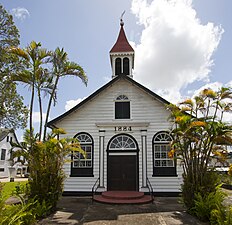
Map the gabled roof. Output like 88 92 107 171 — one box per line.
0 128 18 143
0 128 12 141
47 74 170 128
110 21 134 53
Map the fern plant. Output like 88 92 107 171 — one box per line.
191 187 226 222
0 197 36 225
33 199 52 218
211 206 232 225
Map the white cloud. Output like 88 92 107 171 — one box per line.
131 0 223 102
226 80 232 88
65 97 86 111
32 112 46 123
191 81 223 97
11 7 30 21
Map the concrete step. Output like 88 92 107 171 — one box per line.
93 191 153 204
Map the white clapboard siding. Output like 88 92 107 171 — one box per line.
54 78 183 193
0 132 19 178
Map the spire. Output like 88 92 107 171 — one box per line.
110 14 135 79
110 16 134 53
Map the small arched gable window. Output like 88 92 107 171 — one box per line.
71 132 94 177
116 95 129 101
115 58 121 75
123 57 129 75
115 95 130 119
152 131 176 177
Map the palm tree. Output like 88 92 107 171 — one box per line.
168 87 232 209
43 47 88 140
9 41 51 142
35 68 54 140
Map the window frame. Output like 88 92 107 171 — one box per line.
0 149 6 160
152 131 177 177
109 134 137 151
115 58 122 75
115 95 131 119
70 132 94 177
123 57 130 75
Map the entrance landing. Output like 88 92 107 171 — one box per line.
93 191 153 204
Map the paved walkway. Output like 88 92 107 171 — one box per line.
39 197 209 225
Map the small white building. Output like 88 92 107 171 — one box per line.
48 20 183 195
0 128 27 178
0 129 17 177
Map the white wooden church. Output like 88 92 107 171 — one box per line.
48 19 183 201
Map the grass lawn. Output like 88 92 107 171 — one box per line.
1 181 28 199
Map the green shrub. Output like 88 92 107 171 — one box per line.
0 197 36 225
211 206 232 225
8 128 85 220
32 199 52 219
182 171 220 209
25 129 85 209
0 195 53 224
190 186 226 222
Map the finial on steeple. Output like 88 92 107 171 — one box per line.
120 10 125 26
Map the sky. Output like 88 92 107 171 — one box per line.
1 0 232 138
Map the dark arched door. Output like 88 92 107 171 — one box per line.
107 134 139 191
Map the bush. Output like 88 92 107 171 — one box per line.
0 197 37 225
6 129 85 222
0 194 52 224
182 171 220 209
25 129 84 210
32 199 52 219
190 186 226 222
211 206 232 225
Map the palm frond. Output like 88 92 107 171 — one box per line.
8 47 30 61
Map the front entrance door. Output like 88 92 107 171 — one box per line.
108 155 138 191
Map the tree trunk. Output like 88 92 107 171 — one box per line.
38 87 43 141
29 82 35 145
43 75 59 141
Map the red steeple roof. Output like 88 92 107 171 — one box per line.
110 20 134 53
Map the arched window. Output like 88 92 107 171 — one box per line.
109 134 137 150
116 95 129 101
152 132 176 176
71 132 94 177
123 57 129 75
115 95 130 119
115 58 121 75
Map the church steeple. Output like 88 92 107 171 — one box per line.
110 17 134 79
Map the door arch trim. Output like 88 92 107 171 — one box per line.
107 133 139 191
107 133 139 152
